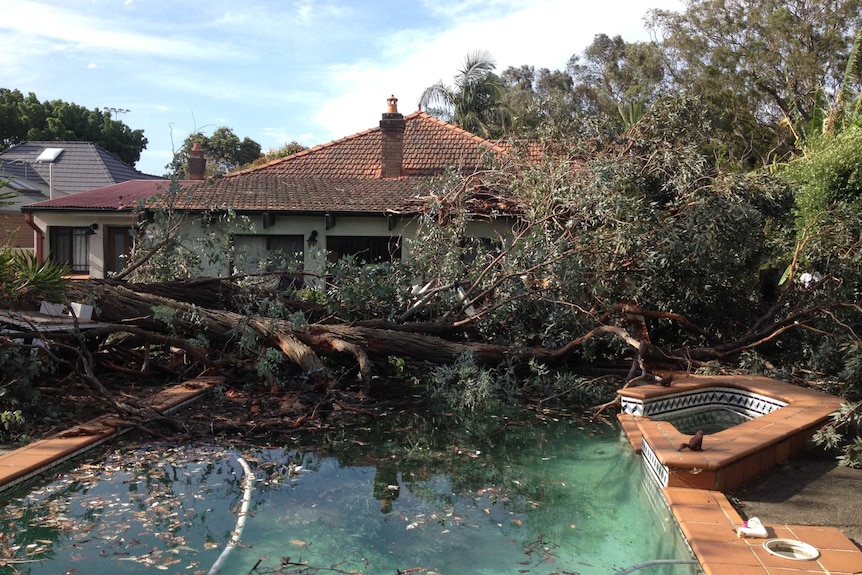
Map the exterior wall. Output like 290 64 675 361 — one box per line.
28 210 514 280
0 212 35 250
2 188 47 251
30 212 135 278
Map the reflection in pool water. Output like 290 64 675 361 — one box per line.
0 413 698 575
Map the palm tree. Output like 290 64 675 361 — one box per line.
420 50 511 139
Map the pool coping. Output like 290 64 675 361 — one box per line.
663 487 862 575
0 376 220 494
617 374 845 492
618 373 862 575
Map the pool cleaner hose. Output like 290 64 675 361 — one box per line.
208 456 255 575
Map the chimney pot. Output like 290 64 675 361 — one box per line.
386 95 398 114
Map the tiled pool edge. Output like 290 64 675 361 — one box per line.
618 374 845 492
0 376 220 495
619 373 862 575
663 487 862 575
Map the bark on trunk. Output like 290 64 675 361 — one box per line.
62 279 687 388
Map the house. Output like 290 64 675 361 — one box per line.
21 178 198 276
0 141 159 252
22 97 517 280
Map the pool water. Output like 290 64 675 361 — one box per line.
654 407 751 435
0 412 698 575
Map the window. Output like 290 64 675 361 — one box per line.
106 226 134 274
231 234 305 288
326 236 401 264
49 226 91 274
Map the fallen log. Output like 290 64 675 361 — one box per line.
61 279 693 393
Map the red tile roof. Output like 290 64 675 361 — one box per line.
24 180 195 211
24 110 512 215
168 111 509 214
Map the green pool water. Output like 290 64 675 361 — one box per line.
653 407 752 435
0 412 698 575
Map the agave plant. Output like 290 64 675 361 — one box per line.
0 249 69 308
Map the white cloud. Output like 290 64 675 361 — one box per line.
1 1 235 60
310 0 683 142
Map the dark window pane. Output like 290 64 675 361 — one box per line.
49 227 90 273
326 236 401 263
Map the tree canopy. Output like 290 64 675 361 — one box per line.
420 51 512 138
165 126 262 178
0 88 148 166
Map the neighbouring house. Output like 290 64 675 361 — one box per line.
22 97 519 280
0 141 159 252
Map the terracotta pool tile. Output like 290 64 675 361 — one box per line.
790 431 817 453
774 439 792 463
785 525 861 552
760 526 797 541
721 460 745 485
817 549 862 573
751 543 818 570
692 538 762 565
663 487 722 506
738 454 762 483
702 562 768 575
764 568 822 575
680 520 743 544
666 465 716 490
672 503 739 526
759 445 777 473
635 376 853 575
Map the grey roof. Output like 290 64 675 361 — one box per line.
0 141 160 199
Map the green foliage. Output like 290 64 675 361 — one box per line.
247 141 308 168
0 88 147 166
165 126 262 178
427 352 510 413
782 126 862 229
813 401 862 467
124 180 254 282
0 249 68 308
567 34 667 128
256 347 285 378
326 257 414 322
648 0 862 167
0 338 54 444
499 65 578 135
421 51 511 139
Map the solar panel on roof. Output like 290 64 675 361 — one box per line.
35 148 64 163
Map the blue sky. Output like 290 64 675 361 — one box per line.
1 0 683 176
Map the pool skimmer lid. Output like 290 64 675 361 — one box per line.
762 538 820 560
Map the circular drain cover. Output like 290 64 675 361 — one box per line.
762 539 820 560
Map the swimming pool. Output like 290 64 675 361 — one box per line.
0 413 699 575
652 407 752 435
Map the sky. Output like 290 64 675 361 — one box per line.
1 0 684 177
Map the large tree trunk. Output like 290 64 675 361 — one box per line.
65 280 658 391
69 280 335 388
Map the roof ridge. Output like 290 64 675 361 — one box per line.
90 142 116 182
229 111 504 178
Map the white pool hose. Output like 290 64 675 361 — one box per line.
208 456 255 575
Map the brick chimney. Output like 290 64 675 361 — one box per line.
379 95 405 179
188 142 206 180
